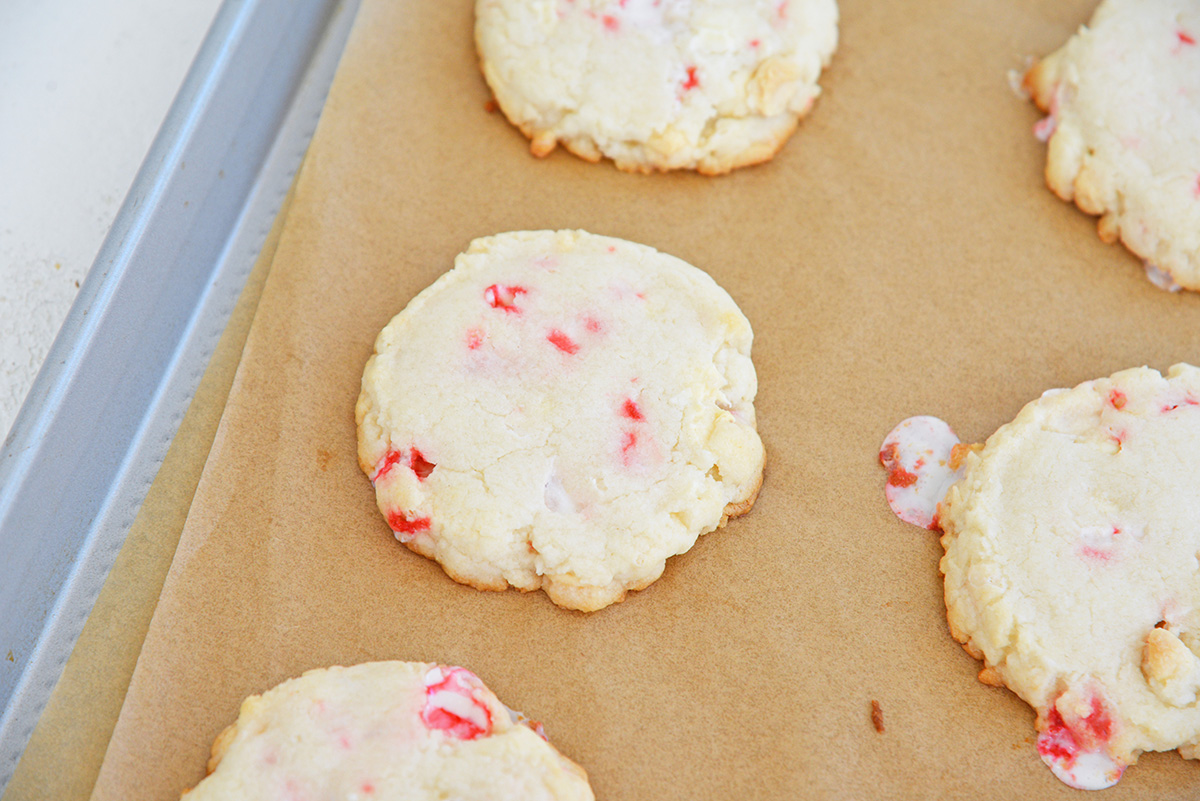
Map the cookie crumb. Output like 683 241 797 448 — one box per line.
870 700 884 733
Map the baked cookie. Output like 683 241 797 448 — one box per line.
183 662 593 800
475 0 838 174
356 230 764 612
928 364 1200 789
1025 0 1200 291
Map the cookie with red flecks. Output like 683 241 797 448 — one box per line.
935 364 1200 789
1024 0 1200 290
474 0 838 174
182 662 592 800
356 230 764 612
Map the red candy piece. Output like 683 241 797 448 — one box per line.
1108 389 1127 410
622 399 644 421
375 448 436 482
620 430 639 463
387 510 431 538
547 329 580 354
1078 525 1122 562
1179 29 1196 46
1083 703 1113 744
466 328 484 350
682 66 700 91
1039 691 1115 758
373 450 404 482
484 284 526 312
421 667 493 741
410 449 435 480
1037 707 1079 763
879 443 918 488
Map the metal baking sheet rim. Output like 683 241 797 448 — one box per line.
0 0 361 791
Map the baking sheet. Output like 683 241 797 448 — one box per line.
0 1 358 796
2 187 292 801
92 0 1200 798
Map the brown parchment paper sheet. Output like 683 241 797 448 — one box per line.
88 0 1200 798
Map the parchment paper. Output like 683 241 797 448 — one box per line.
92 0 1200 798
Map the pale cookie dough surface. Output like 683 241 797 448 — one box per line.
940 364 1200 781
183 662 593 800
1025 0 1200 290
475 0 838 174
356 230 764 612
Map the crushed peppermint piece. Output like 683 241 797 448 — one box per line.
879 416 965 530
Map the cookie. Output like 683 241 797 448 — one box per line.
1024 0 1200 291
475 0 838 174
183 662 593 800
356 230 764 612
925 364 1200 789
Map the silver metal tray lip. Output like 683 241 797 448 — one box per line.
0 0 360 792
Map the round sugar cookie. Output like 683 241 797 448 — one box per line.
183 662 593 800
474 0 838 174
1025 0 1200 291
939 364 1200 787
356 230 764 612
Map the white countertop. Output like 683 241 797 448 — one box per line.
0 0 224 442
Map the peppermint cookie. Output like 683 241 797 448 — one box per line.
356 230 764 612
929 364 1200 790
183 662 593 800
1025 0 1200 291
475 0 838 174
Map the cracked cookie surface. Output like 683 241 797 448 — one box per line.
1025 0 1200 290
940 364 1200 787
356 230 764 611
475 0 838 174
184 662 593 800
